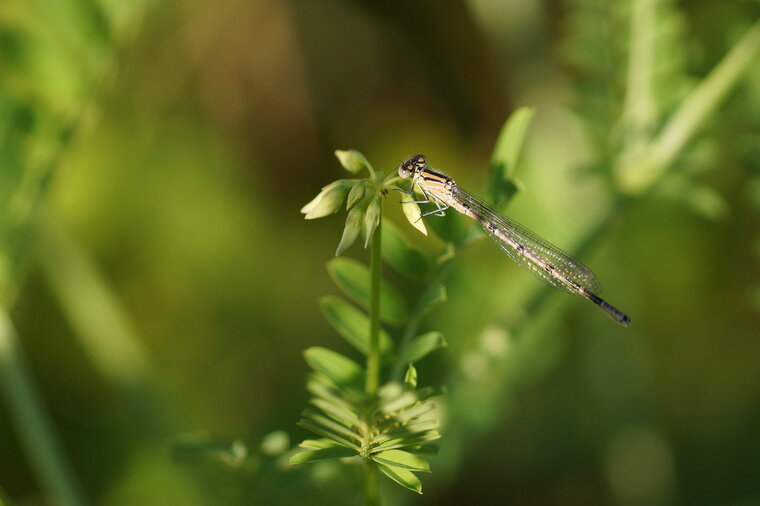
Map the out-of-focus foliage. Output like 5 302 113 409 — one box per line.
0 0 759 505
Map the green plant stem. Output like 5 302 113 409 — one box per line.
0 308 87 506
365 202 382 396
364 205 383 506
621 0 656 139
618 18 760 193
363 461 379 506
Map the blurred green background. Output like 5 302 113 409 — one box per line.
1 0 759 505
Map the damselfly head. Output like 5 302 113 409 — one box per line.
398 154 427 178
398 159 415 179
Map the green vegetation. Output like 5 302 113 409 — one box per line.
1 0 758 505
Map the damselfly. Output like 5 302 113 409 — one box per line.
397 154 630 326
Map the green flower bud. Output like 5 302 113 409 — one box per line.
301 180 350 220
346 183 366 210
363 196 381 247
335 205 363 256
334 149 371 174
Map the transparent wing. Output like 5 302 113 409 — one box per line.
452 186 602 295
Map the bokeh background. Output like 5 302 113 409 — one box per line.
1 0 759 505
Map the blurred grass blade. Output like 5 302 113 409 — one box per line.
326 259 408 325
319 296 393 355
36 219 150 387
371 450 430 472
380 221 429 280
0 309 87 506
400 332 447 364
303 347 364 389
376 463 423 494
289 446 357 466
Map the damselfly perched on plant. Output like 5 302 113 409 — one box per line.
396 154 631 326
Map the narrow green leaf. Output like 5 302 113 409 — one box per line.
311 398 362 429
335 149 372 174
372 450 430 472
302 409 362 442
377 463 423 494
306 375 361 412
383 402 435 428
404 364 417 388
319 296 394 354
400 332 447 364
299 438 341 449
381 221 429 280
372 430 441 452
379 391 419 415
289 446 357 466
303 347 363 389
326 259 408 325
297 419 359 450
401 200 427 236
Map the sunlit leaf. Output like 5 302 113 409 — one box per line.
326 259 408 325
404 363 417 388
289 446 357 466
401 200 427 236
377 463 423 494
489 107 534 205
303 347 363 389
299 438 341 450
400 332 447 364
372 450 430 472
319 296 393 354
